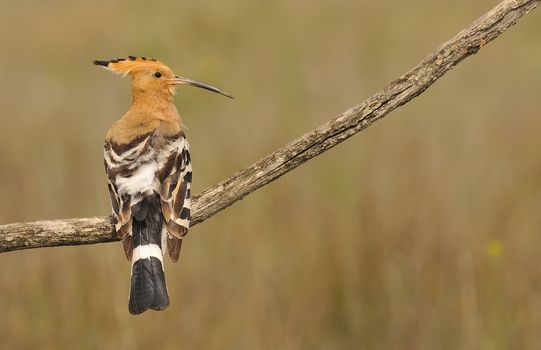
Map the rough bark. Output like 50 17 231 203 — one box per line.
0 0 539 254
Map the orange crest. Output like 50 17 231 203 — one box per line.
93 56 170 77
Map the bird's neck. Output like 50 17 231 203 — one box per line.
130 88 176 113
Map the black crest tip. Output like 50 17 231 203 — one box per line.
93 60 110 67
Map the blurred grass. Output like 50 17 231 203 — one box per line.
0 0 540 349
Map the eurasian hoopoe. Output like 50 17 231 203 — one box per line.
94 56 232 315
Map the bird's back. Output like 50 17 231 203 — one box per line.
104 109 191 314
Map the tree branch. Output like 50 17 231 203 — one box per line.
1 0 539 254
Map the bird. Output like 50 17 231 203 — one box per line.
94 56 233 315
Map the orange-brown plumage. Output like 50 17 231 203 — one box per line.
95 56 232 314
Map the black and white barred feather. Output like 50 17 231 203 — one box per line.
104 129 191 314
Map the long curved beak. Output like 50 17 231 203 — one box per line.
170 76 234 99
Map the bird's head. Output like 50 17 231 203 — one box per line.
93 56 233 99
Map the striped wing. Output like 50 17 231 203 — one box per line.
159 136 192 262
104 130 191 262
104 132 154 260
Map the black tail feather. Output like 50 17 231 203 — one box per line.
149 258 169 310
128 195 169 315
129 257 169 314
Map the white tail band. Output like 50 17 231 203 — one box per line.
131 244 164 272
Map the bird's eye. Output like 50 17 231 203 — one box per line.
154 72 162 78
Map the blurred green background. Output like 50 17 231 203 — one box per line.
0 0 540 349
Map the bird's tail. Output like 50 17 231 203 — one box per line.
129 194 169 315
